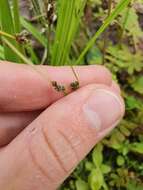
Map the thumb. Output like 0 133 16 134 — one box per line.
0 84 124 190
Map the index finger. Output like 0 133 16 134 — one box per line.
0 61 112 112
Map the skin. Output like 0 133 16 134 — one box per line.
0 61 125 190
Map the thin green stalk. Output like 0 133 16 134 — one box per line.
52 0 87 66
3 37 33 65
25 43 40 65
76 0 131 65
13 0 21 33
71 66 79 82
41 48 48 64
13 0 25 55
0 45 4 59
0 0 25 62
2 37 59 91
46 26 51 64
57 0 75 66
108 0 112 16
0 0 19 62
0 30 16 40
52 1 69 65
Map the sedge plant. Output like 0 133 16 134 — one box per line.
1 1 140 189
0 0 131 93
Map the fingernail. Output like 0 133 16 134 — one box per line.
83 89 124 131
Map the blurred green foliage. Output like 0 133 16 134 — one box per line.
0 0 143 189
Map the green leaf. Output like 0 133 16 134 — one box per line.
119 125 131 137
13 0 21 33
108 135 122 150
126 96 143 110
75 179 89 190
85 161 95 171
52 0 87 66
130 142 143 154
3 37 33 66
0 0 20 62
120 7 143 41
88 168 104 190
92 144 103 167
114 129 126 142
101 164 111 174
127 180 143 190
132 76 143 94
106 45 143 74
117 155 125 166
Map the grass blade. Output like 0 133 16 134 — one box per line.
13 0 21 33
13 0 25 55
2 37 33 65
76 0 131 64
0 45 4 59
0 0 20 62
52 0 87 66
3 37 51 85
0 0 25 62
21 17 48 48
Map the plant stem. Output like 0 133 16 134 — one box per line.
13 0 25 56
70 66 79 82
13 0 21 33
108 0 112 16
3 37 33 65
0 30 16 40
76 0 131 65
3 37 52 82
52 0 87 66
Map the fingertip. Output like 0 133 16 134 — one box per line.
85 65 112 86
111 81 121 95
0 62 112 112
41 65 112 86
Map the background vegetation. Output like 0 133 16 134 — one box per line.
0 0 143 189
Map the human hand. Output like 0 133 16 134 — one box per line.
0 61 124 190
